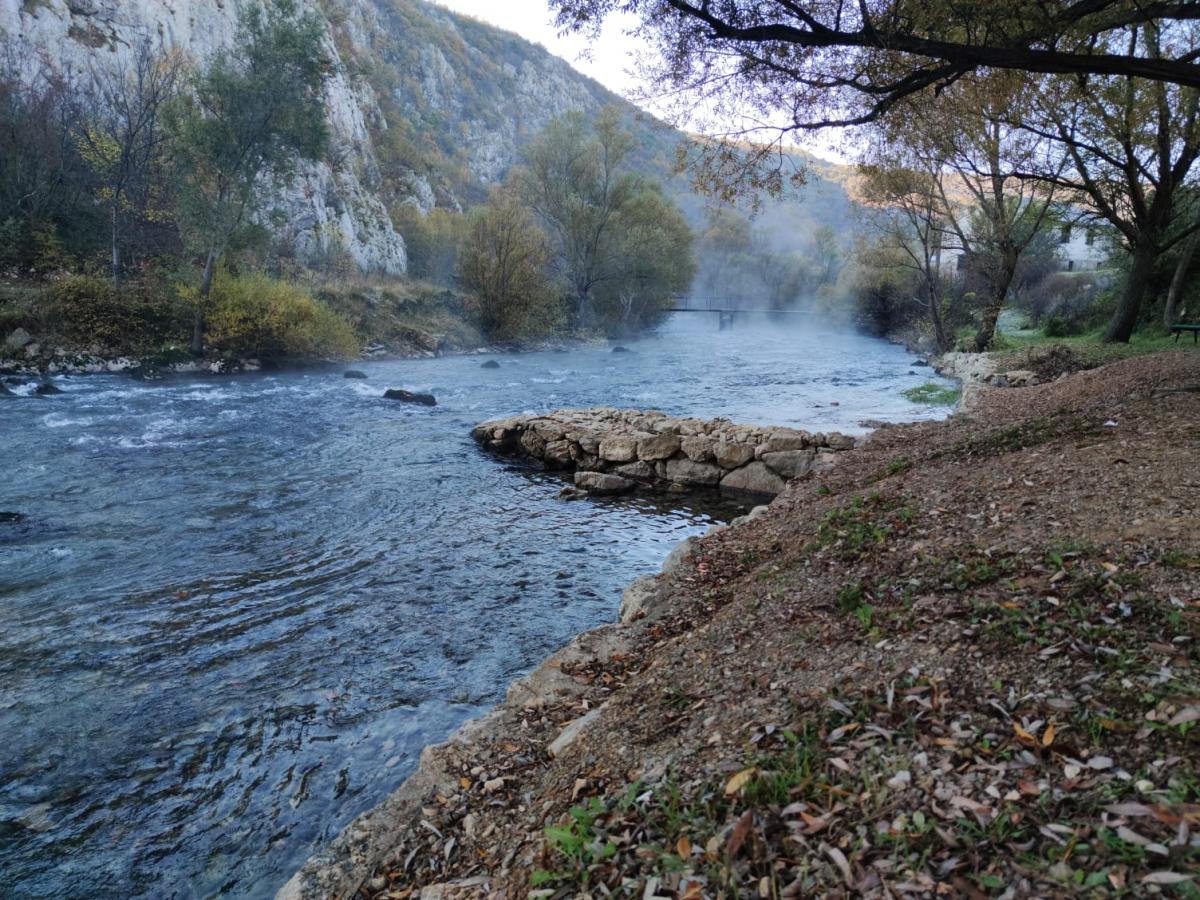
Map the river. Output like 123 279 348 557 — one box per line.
0 315 950 898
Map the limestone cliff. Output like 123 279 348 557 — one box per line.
0 0 671 274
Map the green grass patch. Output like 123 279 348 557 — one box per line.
903 382 961 406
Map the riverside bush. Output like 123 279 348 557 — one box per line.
204 273 359 362
44 275 185 351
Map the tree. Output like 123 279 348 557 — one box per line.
78 41 182 287
880 74 1060 350
0 61 99 270
459 188 560 340
517 109 694 333
551 2 1200 135
1020 26 1200 341
598 182 695 333
859 149 953 351
166 0 330 354
1165 223 1200 326
392 204 468 286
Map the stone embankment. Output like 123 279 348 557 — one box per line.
472 408 857 498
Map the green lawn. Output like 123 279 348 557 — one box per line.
989 326 1185 371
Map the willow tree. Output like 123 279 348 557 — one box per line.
459 187 560 340
167 0 329 354
516 109 694 333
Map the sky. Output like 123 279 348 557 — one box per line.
429 1 647 98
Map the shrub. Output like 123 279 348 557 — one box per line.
1042 314 1084 338
44 275 185 351
204 272 359 362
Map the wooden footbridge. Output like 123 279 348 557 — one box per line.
668 297 806 329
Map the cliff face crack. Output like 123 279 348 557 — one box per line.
472 407 857 499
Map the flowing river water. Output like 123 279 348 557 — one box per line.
0 315 951 898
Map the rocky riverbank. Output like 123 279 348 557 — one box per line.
472 408 858 498
281 348 1200 899
0 323 595 380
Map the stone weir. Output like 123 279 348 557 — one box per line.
471 407 857 498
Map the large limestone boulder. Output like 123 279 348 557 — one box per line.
615 460 655 481
543 440 574 468
762 431 809 453
680 437 715 462
619 575 661 622
713 440 755 469
598 435 640 462
519 429 546 457
574 471 636 495
721 462 786 497
826 433 857 451
664 457 723 486
637 434 680 460
761 449 816 479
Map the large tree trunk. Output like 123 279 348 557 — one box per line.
1164 229 1200 327
192 249 216 356
1104 239 1156 343
926 276 949 352
974 248 1018 352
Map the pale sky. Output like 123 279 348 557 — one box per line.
430 1 647 98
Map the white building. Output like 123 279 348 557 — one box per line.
937 220 1113 276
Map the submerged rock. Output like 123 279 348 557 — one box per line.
344 370 368 379
611 346 630 353
34 382 63 396
0 384 14 397
481 360 501 369
0 511 24 522
384 389 437 407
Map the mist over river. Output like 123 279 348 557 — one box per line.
0 315 951 898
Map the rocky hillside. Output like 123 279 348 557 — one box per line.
0 0 676 274
2 0 857 281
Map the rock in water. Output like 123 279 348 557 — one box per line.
384 389 437 407
611 346 630 354
344 370 368 379
574 471 636 496
34 382 63 396
0 384 14 398
0 511 24 522
481 360 501 369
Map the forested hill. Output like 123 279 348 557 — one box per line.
2 0 855 276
